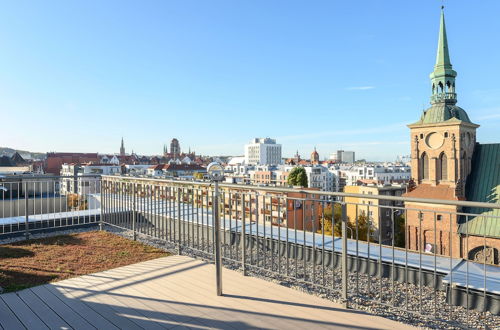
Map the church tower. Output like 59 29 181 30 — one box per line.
404 8 480 258
310 147 319 164
120 137 125 156
407 7 479 199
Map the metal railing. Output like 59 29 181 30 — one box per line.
99 175 499 328
1 174 499 327
0 175 101 238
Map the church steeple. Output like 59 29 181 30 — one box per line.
120 137 125 156
430 7 457 105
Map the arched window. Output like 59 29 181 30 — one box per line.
438 152 448 181
438 81 444 93
420 152 429 181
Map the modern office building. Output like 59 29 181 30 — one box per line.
244 138 282 165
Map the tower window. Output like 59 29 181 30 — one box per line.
420 133 424 139
438 152 448 181
420 152 429 181
437 215 442 221
444 132 449 138
438 81 444 93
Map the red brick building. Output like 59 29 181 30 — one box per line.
404 10 499 265
45 152 99 175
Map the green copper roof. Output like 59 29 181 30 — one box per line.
435 8 452 71
413 104 472 125
459 144 500 238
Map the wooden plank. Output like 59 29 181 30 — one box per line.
142 264 294 330
15 289 71 330
44 284 120 330
53 282 144 330
0 296 26 330
66 273 206 326
112 258 270 329
95 257 319 329
74 275 198 329
0 292 48 329
71 275 168 330
28 286 93 330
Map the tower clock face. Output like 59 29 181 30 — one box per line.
425 132 444 149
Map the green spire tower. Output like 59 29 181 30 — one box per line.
412 7 474 125
430 7 457 105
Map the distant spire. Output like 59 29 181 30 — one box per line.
120 137 125 156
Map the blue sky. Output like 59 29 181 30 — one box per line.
1 1 499 160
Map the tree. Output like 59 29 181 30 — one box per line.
394 214 406 248
193 172 204 180
351 212 372 242
319 203 345 236
287 167 308 187
319 205 372 241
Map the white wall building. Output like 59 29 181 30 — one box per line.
225 156 254 183
60 163 121 195
124 164 151 176
304 165 333 192
337 150 355 163
244 138 282 165
331 163 411 188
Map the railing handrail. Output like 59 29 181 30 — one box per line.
101 175 500 210
1 174 102 181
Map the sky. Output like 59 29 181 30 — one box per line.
1 1 499 161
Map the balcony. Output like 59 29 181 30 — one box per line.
1 175 499 328
431 92 457 103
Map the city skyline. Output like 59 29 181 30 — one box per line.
1 1 499 160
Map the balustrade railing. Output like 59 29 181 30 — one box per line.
1 174 499 328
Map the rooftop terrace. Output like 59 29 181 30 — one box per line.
1 255 412 329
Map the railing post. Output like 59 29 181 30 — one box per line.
132 183 137 241
241 193 247 276
24 183 29 240
341 202 349 308
99 177 104 231
177 187 182 255
73 173 78 194
214 180 223 296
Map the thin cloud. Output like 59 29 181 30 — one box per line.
345 86 375 91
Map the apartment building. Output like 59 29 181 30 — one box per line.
60 163 121 195
331 164 411 188
244 138 282 165
344 184 406 243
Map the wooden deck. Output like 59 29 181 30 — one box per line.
0 255 414 329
